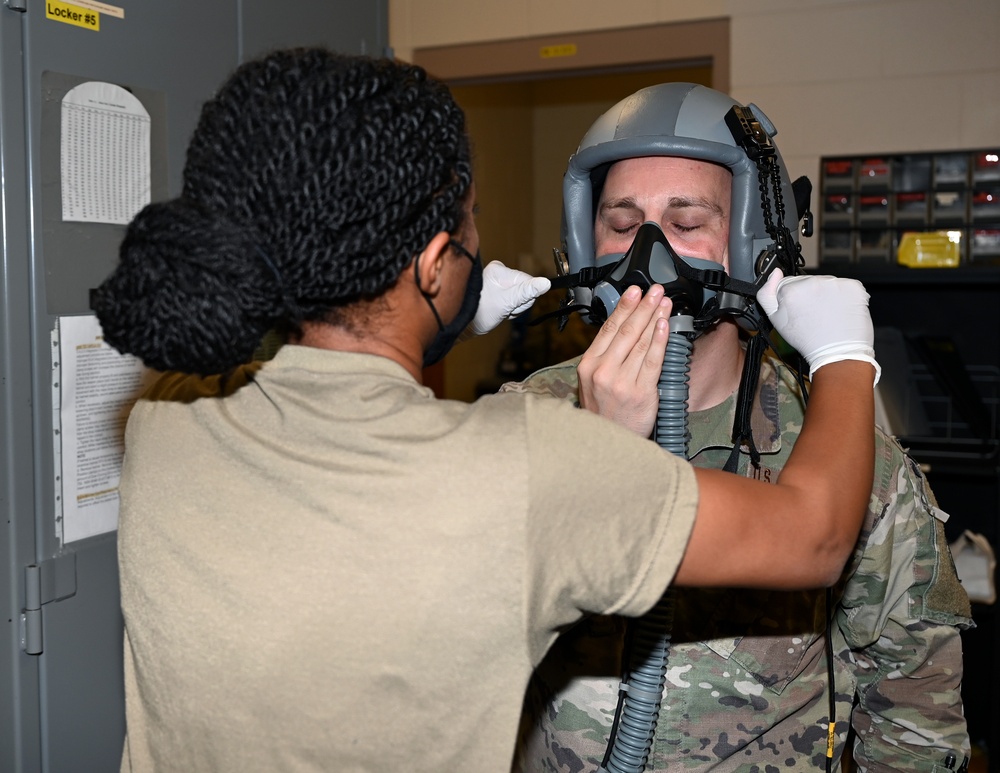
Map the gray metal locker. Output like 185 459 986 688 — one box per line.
0 2 388 771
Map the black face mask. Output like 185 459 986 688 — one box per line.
420 240 483 368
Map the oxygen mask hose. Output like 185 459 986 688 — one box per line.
600 316 694 773
656 320 694 455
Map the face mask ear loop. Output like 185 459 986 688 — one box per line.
447 238 476 264
414 254 445 332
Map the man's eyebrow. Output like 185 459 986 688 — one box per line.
598 195 725 218
667 195 725 217
598 196 641 213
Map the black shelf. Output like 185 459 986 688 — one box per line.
897 437 1000 477
812 265 1000 286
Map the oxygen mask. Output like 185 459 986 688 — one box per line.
589 221 725 325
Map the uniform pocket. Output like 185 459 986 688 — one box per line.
683 587 828 695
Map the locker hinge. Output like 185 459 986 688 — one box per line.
4 1 27 13
21 553 77 656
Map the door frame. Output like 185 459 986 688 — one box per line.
412 18 728 92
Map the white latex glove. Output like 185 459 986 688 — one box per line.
757 269 881 385
469 260 551 336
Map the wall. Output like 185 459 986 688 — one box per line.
391 0 1000 268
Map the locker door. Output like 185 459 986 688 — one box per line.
0 3 387 771
5 7 239 772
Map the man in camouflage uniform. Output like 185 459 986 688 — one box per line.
506 83 972 772
506 353 971 772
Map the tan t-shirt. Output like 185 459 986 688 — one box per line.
118 345 698 772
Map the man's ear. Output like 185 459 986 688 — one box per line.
412 231 452 298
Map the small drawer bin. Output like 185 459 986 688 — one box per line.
932 190 966 224
971 228 1000 262
823 193 854 224
971 187 1000 221
972 151 1000 183
856 228 893 263
894 155 932 192
821 229 853 263
894 191 929 225
858 158 891 190
822 159 855 191
858 194 890 224
934 153 969 188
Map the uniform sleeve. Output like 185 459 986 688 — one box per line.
849 620 968 772
498 358 582 404
838 432 973 770
519 395 698 665
141 362 263 402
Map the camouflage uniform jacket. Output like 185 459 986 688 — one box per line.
503 353 973 773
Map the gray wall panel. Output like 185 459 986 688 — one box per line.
240 0 388 61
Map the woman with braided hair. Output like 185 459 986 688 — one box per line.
95 48 880 772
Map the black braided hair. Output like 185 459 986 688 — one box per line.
92 48 472 375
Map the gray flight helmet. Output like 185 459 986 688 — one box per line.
561 82 800 312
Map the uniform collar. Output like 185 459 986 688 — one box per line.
687 354 783 457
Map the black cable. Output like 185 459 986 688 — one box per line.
825 587 837 773
795 361 839 773
600 624 634 771
526 303 591 327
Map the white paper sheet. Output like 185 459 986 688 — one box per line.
55 315 153 543
60 81 150 225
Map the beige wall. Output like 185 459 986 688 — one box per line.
392 0 1000 271
390 0 727 55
